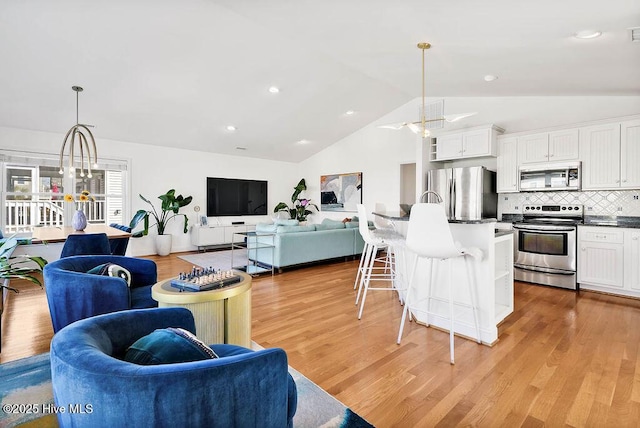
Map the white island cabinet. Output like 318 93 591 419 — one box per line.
375 214 514 345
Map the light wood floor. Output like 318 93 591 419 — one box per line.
3 253 640 427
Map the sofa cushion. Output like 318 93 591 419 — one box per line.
345 221 360 229
256 223 278 233
276 225 316 234
124 327 218 365
316 218 346 231
87 263 131 287
274 219 299 226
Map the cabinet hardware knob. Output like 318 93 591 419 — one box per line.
550 154 554 157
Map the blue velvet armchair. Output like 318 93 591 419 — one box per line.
50 307 297 428
43 255 158 333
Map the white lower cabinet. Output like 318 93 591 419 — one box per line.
625 230 640 292
191 224 256 250
578 226 640 297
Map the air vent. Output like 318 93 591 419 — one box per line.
631 27 640 42
419 99 444 130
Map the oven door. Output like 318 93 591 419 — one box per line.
513 224 576 272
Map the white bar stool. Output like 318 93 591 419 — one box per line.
354 204 405 320
396 202 482 365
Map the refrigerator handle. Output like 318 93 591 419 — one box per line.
450 177 456 218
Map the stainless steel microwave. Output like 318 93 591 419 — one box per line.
519 162 581 192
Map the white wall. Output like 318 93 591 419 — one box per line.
0 126 298 256
299 96 640 216
2 95 639 255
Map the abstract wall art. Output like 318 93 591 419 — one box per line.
320 172 362 212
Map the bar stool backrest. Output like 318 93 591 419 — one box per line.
406 203 461 260
356 204 376 245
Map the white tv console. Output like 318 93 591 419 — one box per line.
191 224 256 251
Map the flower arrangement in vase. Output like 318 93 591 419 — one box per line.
64 190 95 231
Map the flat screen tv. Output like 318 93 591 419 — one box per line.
206 177 268 217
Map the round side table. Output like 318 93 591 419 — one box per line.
151 271 252 347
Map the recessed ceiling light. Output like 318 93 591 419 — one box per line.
297 139 310 145
573 30 602 39
345 110 355 115
484 75 498 82
268 86 280 94
225 125 237 132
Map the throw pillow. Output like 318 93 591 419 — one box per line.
315 218 346 231
124 327 218 365
274 219 299 226
87 263 132 287
256 223 278 233
276 225 316 234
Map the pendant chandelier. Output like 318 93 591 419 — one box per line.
58 86 98 178
379 42 476 137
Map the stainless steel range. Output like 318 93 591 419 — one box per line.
513 204 584 290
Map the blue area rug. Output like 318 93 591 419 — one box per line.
0 353 373 428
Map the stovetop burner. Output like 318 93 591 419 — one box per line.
519 204 584 226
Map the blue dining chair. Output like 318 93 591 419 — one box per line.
60 233 111 258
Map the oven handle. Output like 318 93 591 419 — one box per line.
514 264 576 275
513 225 576 232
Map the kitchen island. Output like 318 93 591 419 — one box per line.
374 212 514 345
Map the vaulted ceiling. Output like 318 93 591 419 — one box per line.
0 0 638 162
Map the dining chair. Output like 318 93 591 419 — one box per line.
60 233 112 258
396 202 482 364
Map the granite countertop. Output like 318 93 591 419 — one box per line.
449 218 497 224
372 211 497 224
582 216 640 228
499 214 640 229
494 230 514 238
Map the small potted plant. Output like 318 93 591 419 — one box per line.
274 178 318 222
130 189 193 256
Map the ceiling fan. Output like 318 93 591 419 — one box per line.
379 42 476 138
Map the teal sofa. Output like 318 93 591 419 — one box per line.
253 219 366 270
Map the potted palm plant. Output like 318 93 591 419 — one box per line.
130 189 193 256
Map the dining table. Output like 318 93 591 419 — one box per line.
31 224 131 244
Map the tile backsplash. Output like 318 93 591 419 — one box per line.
498 190 640 217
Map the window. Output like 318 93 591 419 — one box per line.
1 150 129 235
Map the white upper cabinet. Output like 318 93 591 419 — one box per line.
518 129 579 164
434 125 503 161
518 133 549 164
620 119 640 188
496 136 518 193
580 123 622 190
548 129 580 161
435 133 464 159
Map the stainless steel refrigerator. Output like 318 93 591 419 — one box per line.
425 166 497 220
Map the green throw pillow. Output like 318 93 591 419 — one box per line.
124 327 218 365
87 263 131 287
276 225 316 234
274 219 299 226
316 218 346 231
